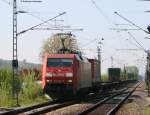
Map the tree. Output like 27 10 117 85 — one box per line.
146 51 150 96
39 32 79 61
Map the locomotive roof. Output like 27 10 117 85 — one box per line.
46 54 90 63
46 54 78 58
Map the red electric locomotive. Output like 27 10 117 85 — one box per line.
42 53 101 98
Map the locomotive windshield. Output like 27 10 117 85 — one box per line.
47 58 73 67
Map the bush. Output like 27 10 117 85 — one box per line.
101 74 109 82
20 72 43 99
0 69 46 107
0 69 15 107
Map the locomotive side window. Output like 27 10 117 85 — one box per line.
47 58 73 67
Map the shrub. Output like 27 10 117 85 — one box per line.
101 74 109 82
21 71 42 99
0 69 14 107
0 68 46 107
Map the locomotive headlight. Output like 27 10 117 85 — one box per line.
66 73 73 77
68 80 72 82
46 73 52 77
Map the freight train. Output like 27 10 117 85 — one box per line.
42 47 140 99
41 32 139 99
42 53 101 98
108 67 139 82
42 53 139 98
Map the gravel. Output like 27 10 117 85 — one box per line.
45 82 142 115
46 103 93 115
116 81 147 115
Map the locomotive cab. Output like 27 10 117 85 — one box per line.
42 54 77 98
42 54 93 99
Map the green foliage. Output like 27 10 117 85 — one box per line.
0 69 14 107
20 72 43 100
19 71 46 106
144 106 150 115
39 33 79 61
0 69 46 108
0 59 41 69
120 71 128 81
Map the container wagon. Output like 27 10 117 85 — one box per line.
88 59 101 87
108 68 121 82
125 66 139 80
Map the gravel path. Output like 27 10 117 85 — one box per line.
116 81 147 115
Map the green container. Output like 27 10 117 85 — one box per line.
108 68 121 82
126 66 139 80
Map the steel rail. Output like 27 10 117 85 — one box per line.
0 99 71 115
107 81 142 115
24 101 77 115
77 88 128 115
78 81 141 115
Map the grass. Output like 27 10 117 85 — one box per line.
0 68 47 108
0 69 15 107
19 72 47 106
101 74 109 82
145 106 150 115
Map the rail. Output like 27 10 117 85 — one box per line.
0 100 77 115
107 81 142 115
78 81 141 115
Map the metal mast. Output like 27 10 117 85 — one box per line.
13 0 18 70
98 38 104 80
97 46 100 61
111 56 114 68
12 0 19 105
97 45 101 80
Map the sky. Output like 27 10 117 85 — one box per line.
0 0 150 74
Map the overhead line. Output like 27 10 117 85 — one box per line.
17 12 66 35
0 0 52 25
81 38 97 48
128 32 146 52
126 38 144 51
114 12 149 34
1 0 11 5
90 0 113 26
90 0 133 52
116 49 144 51
32 28 83 31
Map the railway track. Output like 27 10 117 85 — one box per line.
0 90 128 115
0 81 138 115
0 99 77 115
0 108 13 114
44 84 135 114
78 81 141 115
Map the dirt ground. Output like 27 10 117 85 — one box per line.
116 81 149 115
